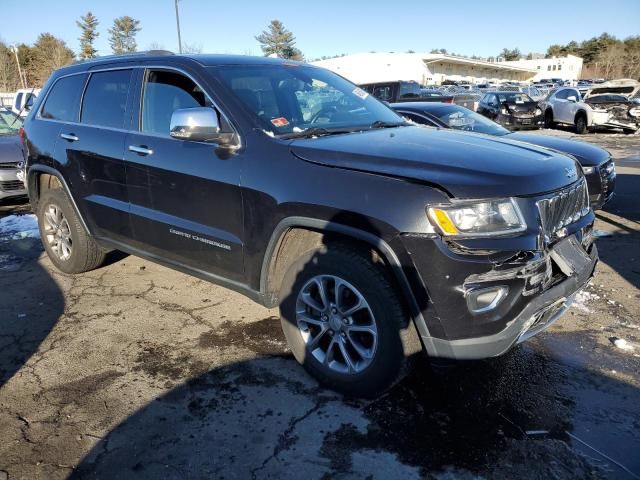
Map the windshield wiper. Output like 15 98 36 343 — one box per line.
369 120 408 129
278 127 352 140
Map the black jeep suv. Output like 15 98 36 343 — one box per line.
23 52 597 397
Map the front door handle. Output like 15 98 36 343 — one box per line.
128 145 154 156
60 133 79 142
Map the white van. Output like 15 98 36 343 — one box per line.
12 88 41 117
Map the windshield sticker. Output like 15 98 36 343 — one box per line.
271 117 290 127
352 87 369 100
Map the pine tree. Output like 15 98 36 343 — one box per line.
255 20 303 60
108 16 141 54
77 12 99 59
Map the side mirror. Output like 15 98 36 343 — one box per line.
170 107 222 143
567 96 577 102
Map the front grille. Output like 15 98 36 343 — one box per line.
0 162 20 170
0 180 25 191
537 178 590 241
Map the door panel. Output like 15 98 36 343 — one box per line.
124 68 244 280
58 126 130 241
58 69 134 241
125 133 244 280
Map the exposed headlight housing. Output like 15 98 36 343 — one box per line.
582 166 595 175
535 108 542 115
501 107 509 115
427 198 526 238
629 107 640 118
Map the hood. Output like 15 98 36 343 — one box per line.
584 79 640 100
507 132 610 167
0 135 23 163
290 126 580 198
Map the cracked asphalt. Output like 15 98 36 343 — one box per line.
0 130 639 480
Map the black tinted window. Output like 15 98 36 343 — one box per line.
41 74 87 122
81 70 132 128
142 70 210 135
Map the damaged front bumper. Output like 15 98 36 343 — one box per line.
590 109 640 132
401 222 597 360
497 112 544 130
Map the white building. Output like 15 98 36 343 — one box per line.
501 54 583 82
311 52 538 85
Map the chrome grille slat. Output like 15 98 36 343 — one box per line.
537 178 590 241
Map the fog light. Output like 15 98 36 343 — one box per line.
466 286 508 314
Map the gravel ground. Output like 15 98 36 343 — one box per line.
0 129 638 480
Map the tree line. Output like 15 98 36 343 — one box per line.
2 18 638 93
1 12 141 91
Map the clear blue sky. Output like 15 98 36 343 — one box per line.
2 0 639 59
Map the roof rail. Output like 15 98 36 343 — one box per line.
73 50 175 64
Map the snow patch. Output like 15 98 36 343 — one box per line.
0 214 39 240
612 338 636 352
571 290 599 313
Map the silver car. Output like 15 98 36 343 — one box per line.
0 107 27 201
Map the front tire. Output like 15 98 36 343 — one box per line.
36 188 107 274
575 114 588 134
279 244 406 397
544 109 555 128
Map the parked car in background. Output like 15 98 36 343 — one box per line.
0 107 27 201
477 91 543 130
420 88 445 98
392 102 616 209
23 52 597 397
541 82 640 134
11 88 41 117
360 80 475 110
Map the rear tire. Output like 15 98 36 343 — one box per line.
575 114 588 134
36 188 107 274
278 244 406 398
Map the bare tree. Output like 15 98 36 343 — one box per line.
0 43 20 91
31 34 75 85
182 43 202 54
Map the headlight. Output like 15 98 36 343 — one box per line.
427 198 526 237
582 166 595 175
629 107 640 118
535 108 542 115
501 107 509 115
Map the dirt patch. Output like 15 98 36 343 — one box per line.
133 342 209 381
198 316 290 356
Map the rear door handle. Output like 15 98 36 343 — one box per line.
128 145 154 156
60 133 79 142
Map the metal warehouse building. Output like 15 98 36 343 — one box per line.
312 53 538 85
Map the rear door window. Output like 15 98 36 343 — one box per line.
40 74 87 122
81 69 133 129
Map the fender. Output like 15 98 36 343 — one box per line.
27 164 91 234
260 216 438 355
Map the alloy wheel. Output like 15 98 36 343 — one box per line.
43 203 73 261
295 274 378 374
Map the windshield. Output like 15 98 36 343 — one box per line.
497 92 533 103
0 109 22 135
211 64 404 136
428 105 509 136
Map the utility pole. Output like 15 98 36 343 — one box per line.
11 45 26 89
174 0 183 54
